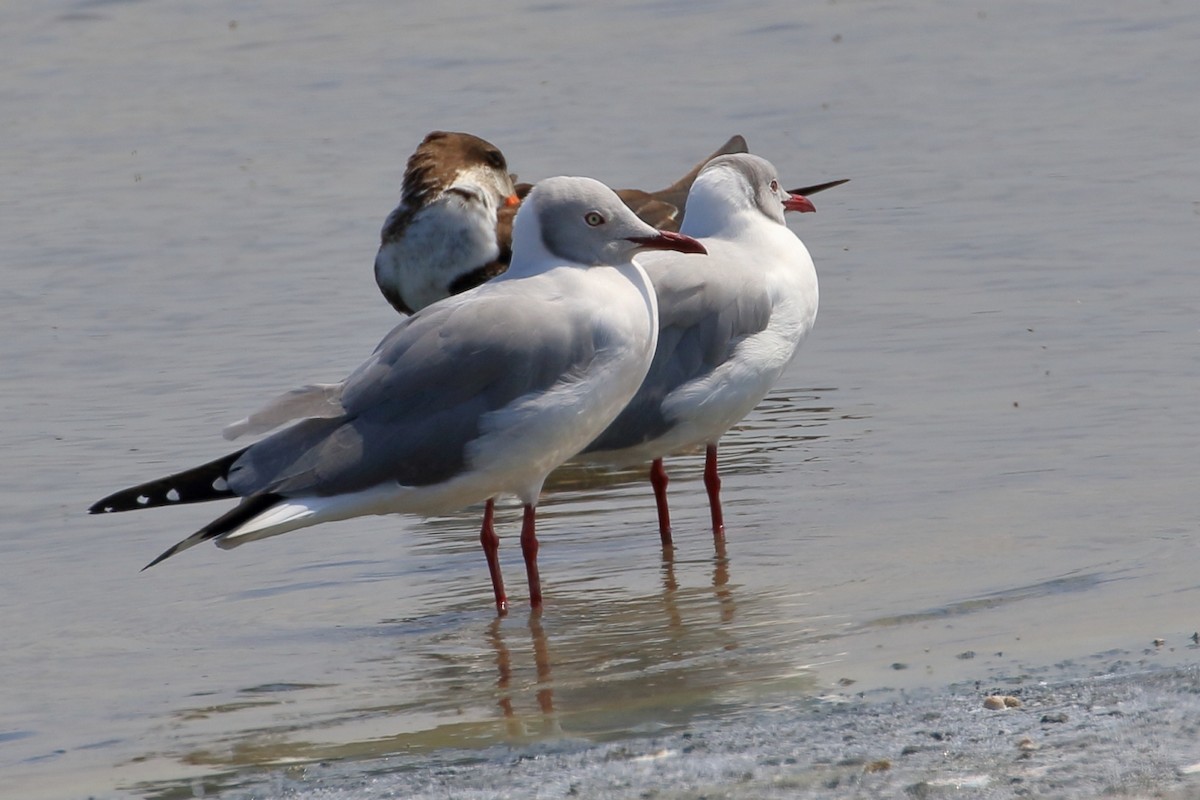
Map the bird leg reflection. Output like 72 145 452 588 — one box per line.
659 548 684 631
659 540 735 629
712 536 735 624
486 613 557 727
487 617 517 724
529 613 554 715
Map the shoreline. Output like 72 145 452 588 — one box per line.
162 646 1200 799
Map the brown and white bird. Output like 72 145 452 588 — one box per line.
374 131 522 314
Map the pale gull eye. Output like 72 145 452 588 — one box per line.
584 211 605 227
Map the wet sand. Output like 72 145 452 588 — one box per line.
145 643 1200 799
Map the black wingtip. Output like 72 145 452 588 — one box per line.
90 486 134 515
137 492 285 571
88 447 249 515
141 545 179 571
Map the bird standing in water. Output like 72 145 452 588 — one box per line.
90 176 707 613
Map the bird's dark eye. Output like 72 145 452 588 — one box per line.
770 179 780 192
485 150 505 170
584 211 605 227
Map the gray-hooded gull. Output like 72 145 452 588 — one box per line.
89 176 707 613
579 153 823 547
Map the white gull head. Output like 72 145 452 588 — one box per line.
504 175 706 279
678 153 816 238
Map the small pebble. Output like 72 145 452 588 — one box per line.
984 695 1021 710
1041 712 1069 724
864 759 891 773
1153 638 1166 648
1017 737 1038 751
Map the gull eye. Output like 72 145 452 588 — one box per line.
485 150 505 169
584 211 605 227
770 179 780 192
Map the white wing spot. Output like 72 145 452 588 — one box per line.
137 495 150 505
213 477 229 492
166 489 180 502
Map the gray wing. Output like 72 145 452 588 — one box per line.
228 294 609 497
584 261 770 453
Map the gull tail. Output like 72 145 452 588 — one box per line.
88 447 250 515
141 493 285 570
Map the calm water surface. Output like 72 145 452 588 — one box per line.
2 1 1198 797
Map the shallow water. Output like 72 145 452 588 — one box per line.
3 1 1199 797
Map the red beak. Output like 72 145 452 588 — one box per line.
627 229 707 255
783 192 816 214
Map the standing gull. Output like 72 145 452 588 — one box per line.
89 177 706 613
579 154 823 547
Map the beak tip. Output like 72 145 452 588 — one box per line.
628 230 707 256
784 194 817 214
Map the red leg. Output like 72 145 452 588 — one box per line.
520 504 543 609
649 457 674 549
704 443 725 543
479 498 508 615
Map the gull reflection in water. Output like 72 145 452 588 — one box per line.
486 539 739 731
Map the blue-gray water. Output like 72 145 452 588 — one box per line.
3 1 1199 797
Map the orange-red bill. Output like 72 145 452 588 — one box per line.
783 193 816 213
627 229 707 255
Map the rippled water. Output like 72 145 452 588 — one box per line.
3 1 1198 797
